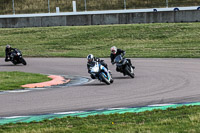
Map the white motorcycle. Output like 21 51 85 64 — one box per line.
89 61 113 85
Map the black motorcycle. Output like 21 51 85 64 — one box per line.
114 55 134 78
9 49 27 65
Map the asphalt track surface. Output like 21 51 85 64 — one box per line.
0 58 200 117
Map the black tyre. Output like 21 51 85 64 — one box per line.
100 73 110 85
20 58 27 65
12 61 17 65
125 65 134 78
110 79 114 84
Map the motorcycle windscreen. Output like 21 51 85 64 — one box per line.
90 61 96 67
114 55 123 63
90 62 99 73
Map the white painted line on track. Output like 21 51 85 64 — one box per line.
28 88 46 90
148 104 175 107
7 90 31 93
107 108 127 110
0 90 31 95
1 116 28 119
54 111 85 115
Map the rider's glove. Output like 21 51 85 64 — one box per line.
96 58 100 62
122 51 126 57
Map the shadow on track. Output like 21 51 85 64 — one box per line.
81 83 108 86
113 76 131 79
0 64 25 67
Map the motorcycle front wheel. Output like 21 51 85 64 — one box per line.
20 57 27 65
100 73 110 85
11 61 17 65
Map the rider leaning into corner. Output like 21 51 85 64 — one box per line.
5 44 15 62
87 54 111 79
110 46 135 72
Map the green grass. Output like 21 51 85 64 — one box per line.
0 105 200 132
0 23 200 58
0 71 51 91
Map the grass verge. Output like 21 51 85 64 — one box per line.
0 105 200 133
0 71 51 91
0 23 200 58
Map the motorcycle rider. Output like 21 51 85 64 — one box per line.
5 44 15 62
87 54 112 80
110 46 135 72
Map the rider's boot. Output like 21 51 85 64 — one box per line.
108 70 113 83
127 59 135 69
123 72 126 76
108 70 112 75
129 62 135 70
5 58 10 62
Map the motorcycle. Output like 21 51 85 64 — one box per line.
114 55 134 78
89 61 113 85
9 49 27 65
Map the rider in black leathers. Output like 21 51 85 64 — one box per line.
5 44 15 62
110 46 135 72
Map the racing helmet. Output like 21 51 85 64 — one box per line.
6 44 11 49
87 54 94 62
111 46 117 54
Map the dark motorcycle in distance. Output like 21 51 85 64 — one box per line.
9 49 27 65
114 55 134 78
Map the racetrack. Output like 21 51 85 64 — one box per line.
0 58 200 117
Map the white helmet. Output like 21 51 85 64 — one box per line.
111 46 117 54
6 44 11 48
87 54 94 62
